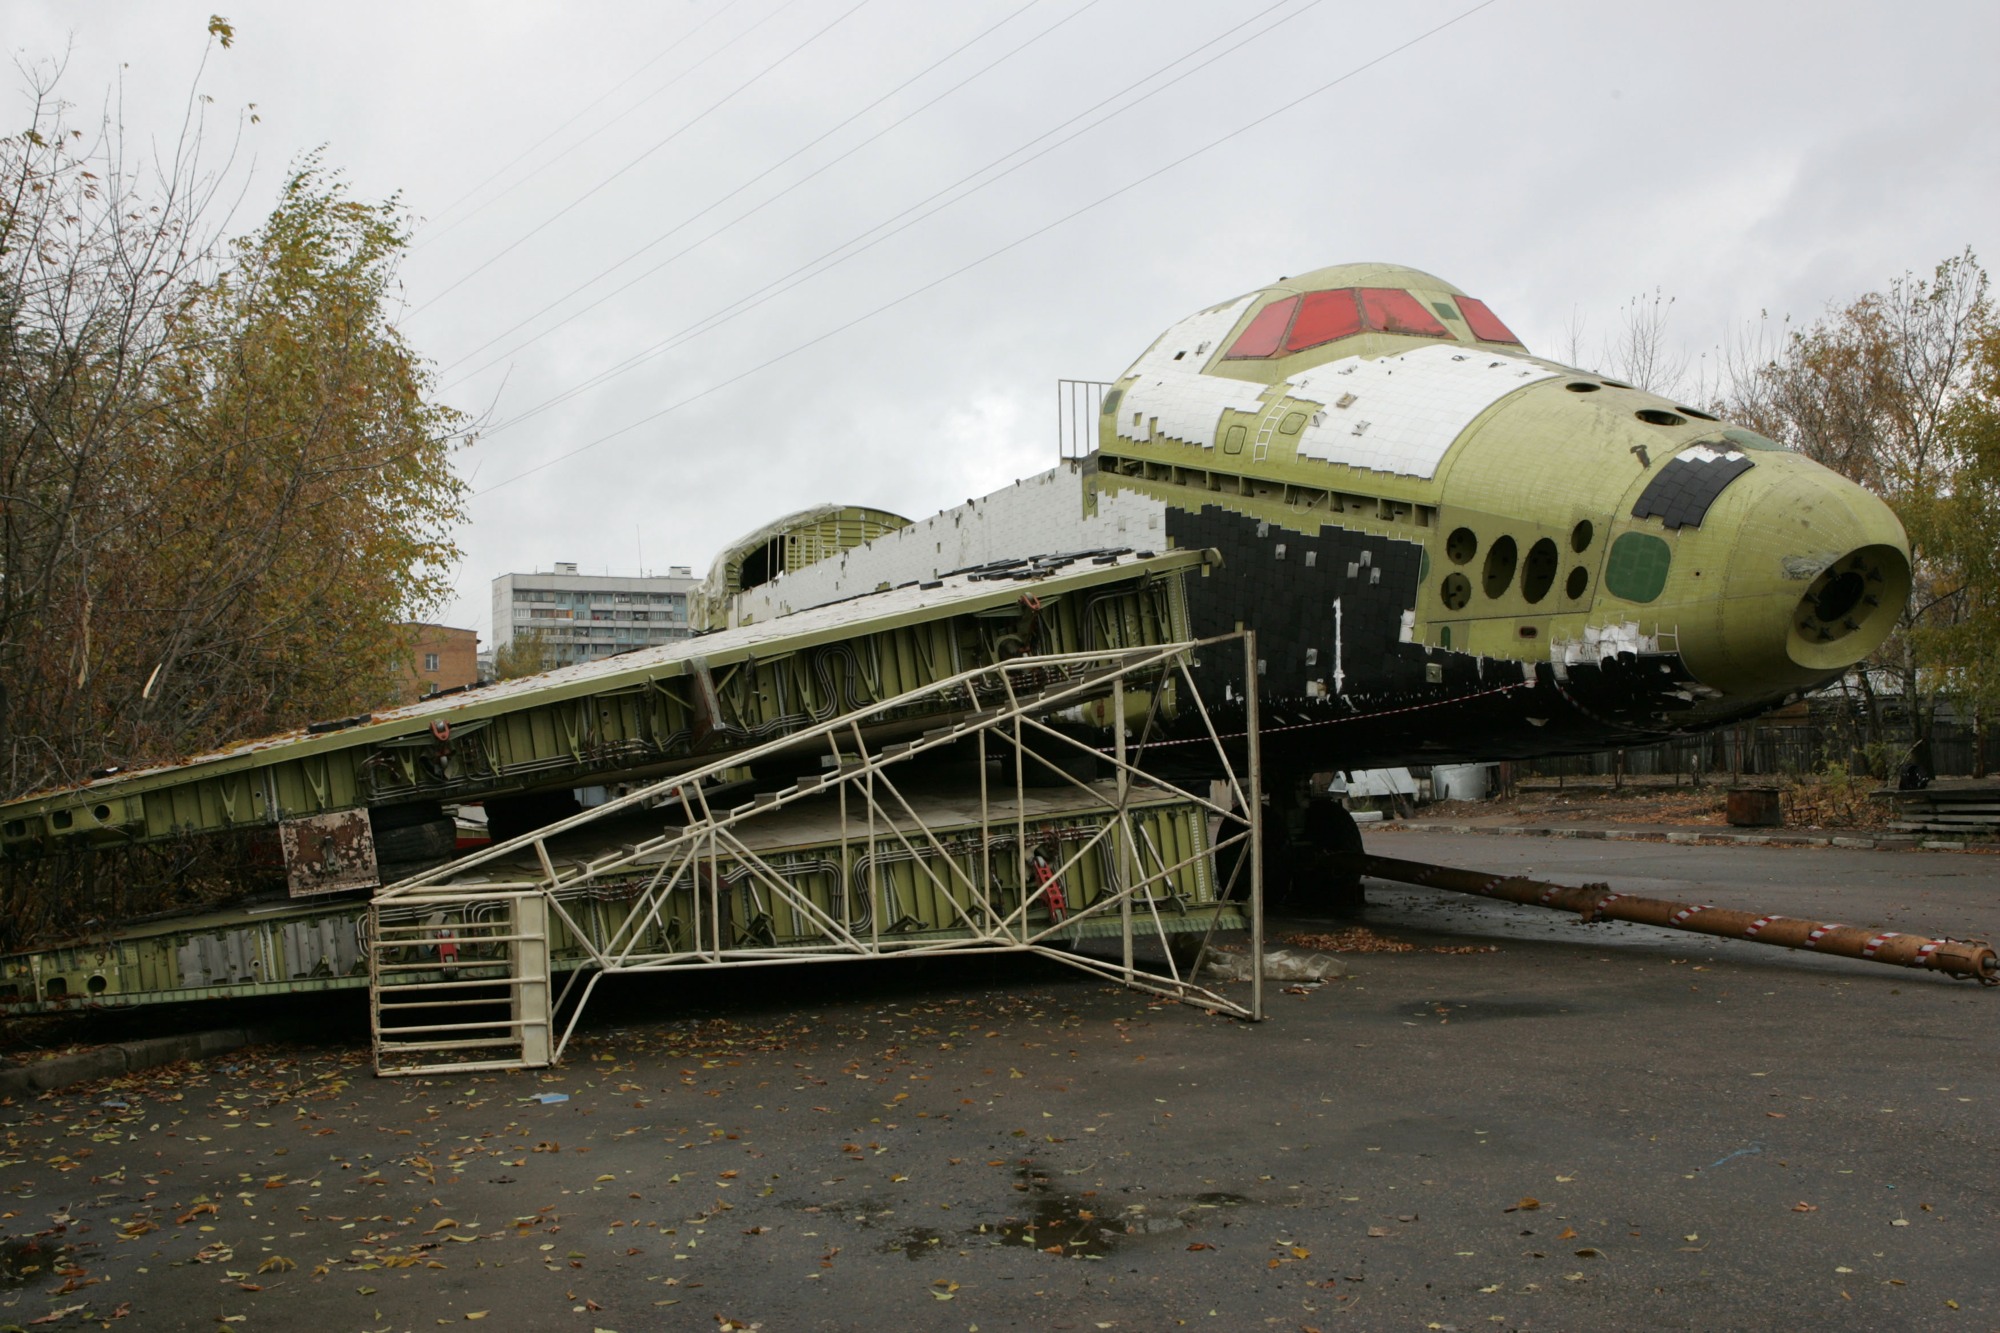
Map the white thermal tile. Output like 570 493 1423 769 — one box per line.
1284 346 1555 478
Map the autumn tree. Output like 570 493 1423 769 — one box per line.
1917 319 2000 772
0 49 468 800
493 625 555 680
1726 251 1994 770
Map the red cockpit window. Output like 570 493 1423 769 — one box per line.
1224 296 1299 359
1284 289 1366 353
1359 288 1451 337
1455 295 1521 344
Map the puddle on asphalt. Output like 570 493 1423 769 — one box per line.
0 1236 74 1289
875 1167 1253 1259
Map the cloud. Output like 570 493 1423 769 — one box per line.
15 0 1995 639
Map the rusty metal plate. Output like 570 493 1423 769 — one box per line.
280 810 379 898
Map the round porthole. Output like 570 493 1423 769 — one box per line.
1521 538 1559 604
1440 573 1472 610
1566 566 1590 599
1570 519 1594 553
1446 526 1478 565
1564 381 1601 393
1482 535 1519 599
1635 408 1686 427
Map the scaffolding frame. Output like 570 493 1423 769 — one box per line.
368 633 1263 1076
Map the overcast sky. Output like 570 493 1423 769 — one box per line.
9 1 1998 640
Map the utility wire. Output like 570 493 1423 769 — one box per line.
469 0 1314 428
416 0 747 246
470 0 1501 497
440 0 1060 377
413 0 869 315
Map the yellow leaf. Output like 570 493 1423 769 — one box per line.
1291 1246 1309 1259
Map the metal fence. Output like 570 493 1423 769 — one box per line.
1057 379 1110 460
1515 716 1997 783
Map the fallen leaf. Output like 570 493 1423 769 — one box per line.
1574 1248 1602 1258
1291 1246 1310 1260
1557 1227 1577 1241
1792 1202 1819 1213
1186 1242 1215 1252
1505 1197 1541 1213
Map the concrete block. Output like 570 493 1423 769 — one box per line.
118 1034 200 1070
1666 831 1700 843
1830 837 1874 849
28 1047 127 1091
196 1028 251 1055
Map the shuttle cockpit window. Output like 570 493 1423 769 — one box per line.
1224 287 1457 359
1453 295 1523 345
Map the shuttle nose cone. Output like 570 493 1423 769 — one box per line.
1677 463 1910 697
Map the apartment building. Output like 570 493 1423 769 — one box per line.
393 623 480 702
490 562 698 670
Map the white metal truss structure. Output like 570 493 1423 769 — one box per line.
367 634 1264 1076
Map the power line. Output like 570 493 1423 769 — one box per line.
415 0 748 246
412 0 870 315
468 0 1502 498
439 0 1061 378
467 0 1316 430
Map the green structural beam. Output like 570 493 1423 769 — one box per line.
1 549 1214 855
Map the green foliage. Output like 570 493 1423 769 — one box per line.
1781 760 1884 829
494 626 556 680
1910 319 2000 714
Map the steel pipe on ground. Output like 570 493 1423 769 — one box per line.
1348 853 1998 986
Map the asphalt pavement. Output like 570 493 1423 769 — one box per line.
0 831 1993 1332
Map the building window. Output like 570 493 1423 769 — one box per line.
423 652 440 672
